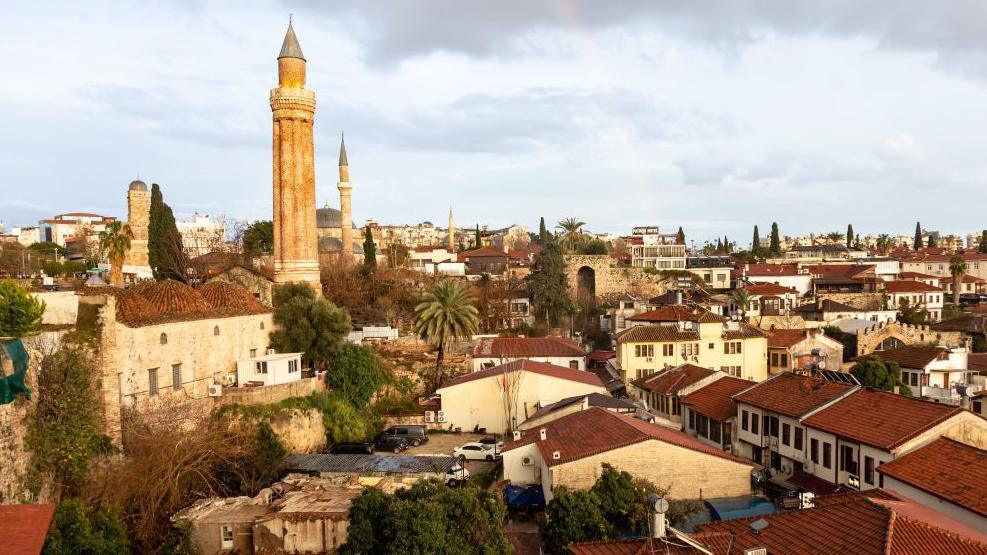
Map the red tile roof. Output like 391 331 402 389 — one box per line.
738 283 798 296
627 305 703 322
632 364 715 394
502 407 753 468
199 281 270 313
806 264 873 279
884 280 944 293
868 345 948 370
439 359 604 390
801 388 963 450
462 246 508 258
899 271 940 280
766 328 813 349
878 438 987 518
616 326 700 343
695 492 987 554
0 504 56 555
969 353 987 373
680 376 755 422
569 535 733 555
732 372 854 418
743 264 801 277
473 336 585 358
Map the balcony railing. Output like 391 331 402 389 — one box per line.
922 385 963 406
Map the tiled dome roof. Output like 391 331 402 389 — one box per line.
199 281 268 313
138 279 212 314
115 290 157 325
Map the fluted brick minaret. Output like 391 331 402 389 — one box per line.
124 179 150 268
337 134 353 261
271 21 321 291
448 208 455 252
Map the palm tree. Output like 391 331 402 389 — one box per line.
876 234 892 255
99 221 133 287
731 289 753 319
556 218 587 253
414 280 480 388
825 231 845 245
949 255 968 306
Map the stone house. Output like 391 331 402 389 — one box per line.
793 298 897 325
502 407 754 502
765 328 844 375
461 246 509 277
680 376 755 452
472 336 587 371
518 392 636 431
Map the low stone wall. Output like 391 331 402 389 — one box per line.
216 377 324 407
32 290 79 325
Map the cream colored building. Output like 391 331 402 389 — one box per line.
436 359 607 435
176 213 226 258
503 407 754 502
615 311 768 383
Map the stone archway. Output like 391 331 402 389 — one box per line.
577 266 597 311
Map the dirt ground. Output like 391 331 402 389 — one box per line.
377 432 500 476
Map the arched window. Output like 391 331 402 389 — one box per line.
214 326 220 336
260 322 265 330
160 333 168 345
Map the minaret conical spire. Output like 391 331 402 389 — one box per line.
339 133 348 167
278 21 306 61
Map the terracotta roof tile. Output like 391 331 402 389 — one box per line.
632 364 715 394
473 336 585 358
867 345 948 370
737 283 799 295
439 359 603 390
878 438 987 518
732 372 854 418
628 305 703 322
969 353 987 373
743 264 801 277
884 280 944 293
0 504 56 555
616 325 700 343
199 281 270 312
140 279 212 314
462 246 508 258
766 328 813 348
801 388 963 450
681 376 755 422
502 407 753 468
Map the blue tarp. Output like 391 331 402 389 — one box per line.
0 339 31 404
505 484 545 510
704 496 776 522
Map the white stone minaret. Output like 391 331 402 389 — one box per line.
337 134 353 261
448 208 455 252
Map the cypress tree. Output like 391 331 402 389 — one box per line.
913 222 923 251
723 236 730 254
474 225 481 248
927 233 938 248
362 226 377 272
846 224 854 248
716 238 723 252
981 230 987 254
147 183 184 281
752 226 760 252
676 227 685 245
769 223 781 256
538 217 547 242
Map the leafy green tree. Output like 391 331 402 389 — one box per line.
28 241 68 258
950 255 968 305
876 234 893 255
324 344 390 405
590 464 637 531
927 233 938 248
897 297 929 326
148 183 186 281
526 236 575 326
414 280 479 387
362 225 377 273
980 230 987 254
98 221 133 287
242 220 273 256
825 231 845 245
0 279 46 338
850 356 911 396
913 222 923 251
541 488 612 554
43 499 129 555
675 227 685 245
846 224 854 248
342 480 509 555
269 283 352 370
769 222 781 256
580 239 608 255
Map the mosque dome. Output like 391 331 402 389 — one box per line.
199 281 268 313
138 279 211 314
128 179 147 192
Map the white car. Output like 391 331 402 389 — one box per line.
445 464 471 487
453 442 501 461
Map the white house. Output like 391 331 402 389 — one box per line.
472 336 586 372
236 352 303 387
884 280 945 322
737 264 813 295
871 345 972 405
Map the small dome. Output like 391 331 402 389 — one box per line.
129 179 147 192
316 206 342 228
138 279 211 314
199 281 268 313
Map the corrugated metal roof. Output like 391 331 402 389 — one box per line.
283 454 458 474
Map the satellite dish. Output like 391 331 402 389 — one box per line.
817 360 827 370
649 494 670 513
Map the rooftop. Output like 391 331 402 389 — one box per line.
732 372 854 418
524 392 636 424
867 345 949 370
631 364 716 395
878 438 987 518
801 388 963 450
766 328 817 349
473 336 585 358
440 359 604 389
736 283 799 296
503 407 753 468
95 279 272 327
680 376 756 422
884 280 944 293
0 504 55 555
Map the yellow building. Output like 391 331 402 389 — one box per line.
615 310 768 383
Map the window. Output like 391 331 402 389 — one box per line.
569 360 579 369
710 420 721 443
213 325 220 336
260 322 265 330
864 456 875 485
172 364 181 391
663 344 674 356
974 399 983 414
751 413 759 435
255 361 268 374
160 333 168 345
708 343 715 350
840 445 858 475
741 410 749 431
681 343 699 356
768 416 779 438
221 525 234 549
616 315 625 329
771 353 778 366
823 442 832 469
250 348 257 358
782 423 790 446
723 341 742 354
794 427 804 450
635 345 655 358
148 368 159 396
288 359 298 373
672 397 681 416
779 353 788 367
810 438 819 464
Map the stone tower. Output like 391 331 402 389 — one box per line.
448 208 455 252
270 22 321 291
337 134 353 261
123 179 150 268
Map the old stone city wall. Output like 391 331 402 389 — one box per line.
0 347 46 503
855 320 966 357
564 255 670 300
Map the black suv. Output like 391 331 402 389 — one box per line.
374 434 409 453
383 425 429 447
330 442 374 455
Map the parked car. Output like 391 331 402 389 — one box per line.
374 434 409 453
453 442 500 461
445 464 471 487
383 425 429 446
960 293 981 306
477 437 504 453
330 442 374 454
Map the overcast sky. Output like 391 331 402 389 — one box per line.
3 1 987 246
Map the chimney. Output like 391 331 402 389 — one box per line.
552 450 561 460
539 428 547 441
675 291 683 305
580 396 589 411
512 430 521 441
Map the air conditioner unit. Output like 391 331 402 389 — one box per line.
266 348 276 355
208 384 223 397
521 456 534 466
425 411 435 423
744 548 767 555
436 411 446 423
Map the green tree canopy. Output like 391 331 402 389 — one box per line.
913 222 923 251
769 222 781 256
0 279 45 338
980 230 987 254
526 236 575 326
846 224 854 248
580 239 608 255
850 356 911 396
675 227 685 245
538 217 548 242
98 221 133 287
28 241 68 257
324 344 391 405
414 280 479 387
269 283 352 370
243 220 274 256
362 226 377 273
541 488 612 554
148 183 186 281
897 297 929 326
43 499 129 555
927 233 938 248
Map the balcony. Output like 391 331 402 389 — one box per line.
921 385 963 406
